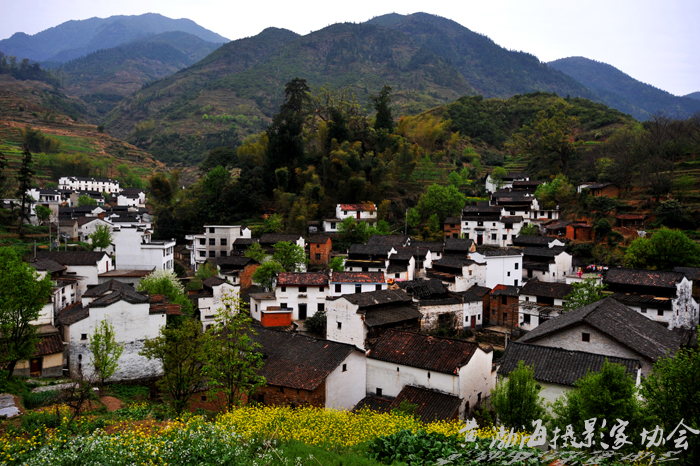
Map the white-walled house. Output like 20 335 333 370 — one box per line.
59 176 120 193
604 268 699 330
36 251 111 299
399 279 485 331
485 172 528 193
323 203 377 232
329 272 387 297
518 298 683 376
326 289 422 350
250 327 366 410
427 256 486 292
112 225 175 271
498 341 641 408
521 246 572 283
469 249 523 288
190 276 238 330
30 259 80 323
366 330 495 418
186 225 252 271
518 280 573 332
57 280 181 381
275 272 329 320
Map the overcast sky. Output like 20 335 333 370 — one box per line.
2 0 698 96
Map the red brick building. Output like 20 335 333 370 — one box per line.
587 183 620 198
489 284 520 329
566 223 594 241
443 217 461 240
309 235 332 266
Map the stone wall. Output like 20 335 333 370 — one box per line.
253 381 326 408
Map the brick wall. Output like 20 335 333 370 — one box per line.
252 381 326 408
489 295 519 329
310 239 332 266
240 263 259 289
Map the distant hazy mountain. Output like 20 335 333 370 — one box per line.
548 56 700 120
368 13 596 100
60 32 222 114
685 92 700 101
0 13 228 63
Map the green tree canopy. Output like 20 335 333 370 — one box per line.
272 241 308 272
563 278 607 312
244 242 267 263
416 184 466 224
34 205 51 225
137 269 193 316
89 320 124 386
0 248 53 379
252 261 283 291
624 228 700 270
491 361 547 429
77 195 97 207
89 224 112 251
534 175 576 211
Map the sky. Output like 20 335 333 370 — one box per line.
1 0 698 96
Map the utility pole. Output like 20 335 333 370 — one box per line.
404 208 408 235
34 240 36 259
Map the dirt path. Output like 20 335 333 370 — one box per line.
100 396 123 412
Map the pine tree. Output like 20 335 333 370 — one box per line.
16 144 34 237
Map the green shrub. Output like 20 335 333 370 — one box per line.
23 390 59 409
21 410 61 433
367 430 461 465
110 383 150 401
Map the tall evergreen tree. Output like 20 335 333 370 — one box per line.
16 144 34 237
370 85 394 133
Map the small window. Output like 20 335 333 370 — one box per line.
209 227 215 234
491 234 497 240
199 238 205 245
395 273 400 278
523 314 531 324
81 334 87 340
337 322 342 329
515 263 519 270
320 286 324 292
525 296 530 302
221 250 227 257
315 253 321 260
355 284 361 294
501 296 507 305
376 388 382 396
317 303 324 313
279 386 284 393
397 367 400 372
507 271 511 277
478 314 480 321
492 223 496 227
335 284 341 293
641 308 647 314
342 364 347 372
281 286 286 292
376 284 382 291
199 251 206 257
220 238 227 246
299 286 307 293
427 372 431 379
209 250 216 257
582 333 590 342
478 392 482 403
657 309 664 316
280 303 287 309
209 238 215 246
502 234 507 240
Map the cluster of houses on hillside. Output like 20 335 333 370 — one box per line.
9 173 700 422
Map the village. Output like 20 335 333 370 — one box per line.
5 171 698 425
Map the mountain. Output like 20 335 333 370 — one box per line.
367 13 597 100
59 32 222 115
104 23 476 165
0 13 228 63
548 56 700 120
686 92 700 101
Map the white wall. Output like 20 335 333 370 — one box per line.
366 358 458 398
470 253 522 288
326 298 365 349
458 347 494 418
276 285 328 320
325 350 366 410
329 282 386 297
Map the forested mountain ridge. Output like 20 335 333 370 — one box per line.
58 32 223 115
0 13 228 63
367 13 596 100
686 92 700 101
548 56 700 121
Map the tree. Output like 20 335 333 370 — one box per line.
551 360 642 447
272 241 307 272
490 166 507 190
199 146 238 174
624 228 700 270
203 292 265 411
77 195 97 207
0 248 53 379
337 216 371 246
329 256 344 272
519 224 538 236
416 184 467 224
252 261 283 291
641 348 700 465
88 224 112 251
89 320 124 387
370 85 394 133
16 145 34 237
140 319 207 416
491 361 547 429
194 262 217 280
655 199 694 229
34 204 51 226
244 242 267 263
563 278 607 312
593 218 612 241
137 269 193 316
534 175 576 211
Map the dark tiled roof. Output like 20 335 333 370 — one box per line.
520 281 573 299
444 238 475 252
36 251 108 266
277 272 329 286
673 267 700 281
444 217 461 225
491 285 520 297
462 290 484 302
398 279 448 298
545 221 570 230
523 246 567 258
331 272 385 283
393 386 462 423
523 261 551 271
233 238 257 246
604 269 685 289
83 279 149 307
202 276 228 288
251 327 356 390
410 241 445 253
498 341 640 386
467 285 492 298
513 180 543 187
348 244 393 256
518 298 682 361
99 269 154 278
57 302 88 325
395 247 429 259
500 216 523 223
477 248 523 257
368 330 479 374
513 235 560 247
34 333 64 356
364 306 423 327
586 182 618 189
463 204 500 214
342 289 411 308
611 293 673 310
29 259 65 274
308 235 331 244
432 256 472 270
387 264 408 273
210 256 255 267
366 235 410 247
615 214 647 220
353 396 393 414
259 234 302 245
